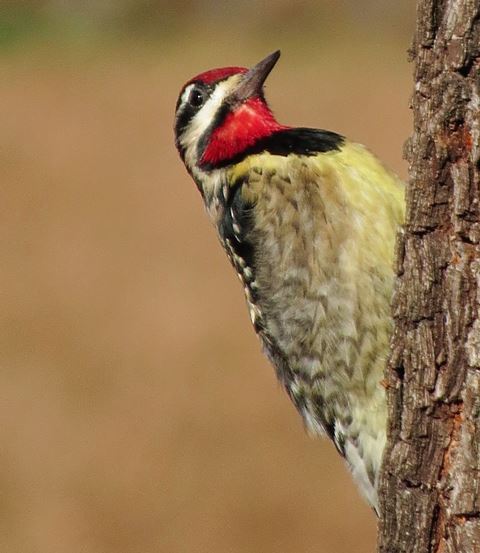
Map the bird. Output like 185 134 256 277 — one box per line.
174 50 404 513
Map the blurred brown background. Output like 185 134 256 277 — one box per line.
0 2 414 552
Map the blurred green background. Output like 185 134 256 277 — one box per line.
0 2 414 552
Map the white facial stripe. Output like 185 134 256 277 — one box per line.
179 83 195 109
179 75 241 167
176 74 242 211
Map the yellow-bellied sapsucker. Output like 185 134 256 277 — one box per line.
174 50 404 513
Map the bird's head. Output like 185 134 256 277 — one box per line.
174 50 284 179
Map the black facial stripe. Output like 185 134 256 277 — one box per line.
197 92 268 167
196 101 231 164
174 82 211 139
175 105 194 141
201 127 345 170
174 73 242 140
175 75 246 162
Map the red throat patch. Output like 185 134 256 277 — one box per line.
200 97 286 167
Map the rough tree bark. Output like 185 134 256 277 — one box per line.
378 1 480 552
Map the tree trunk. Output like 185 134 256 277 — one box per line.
377 1 480 552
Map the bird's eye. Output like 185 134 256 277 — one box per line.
188 88 205 108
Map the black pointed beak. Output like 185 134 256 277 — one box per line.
233 50 281 102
